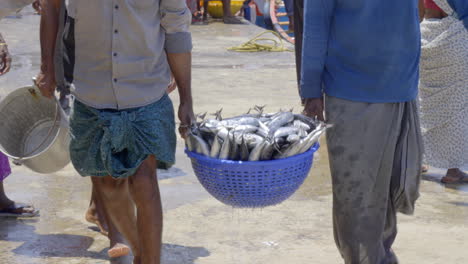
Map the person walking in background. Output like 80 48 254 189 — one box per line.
0 0 39 218
419 0 468 184
36 0 195 263
300 0 424 263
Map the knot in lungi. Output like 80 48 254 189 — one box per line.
98 111 138 153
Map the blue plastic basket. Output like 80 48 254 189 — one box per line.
186 144 319 208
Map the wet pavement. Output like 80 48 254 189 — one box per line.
1 7 467 264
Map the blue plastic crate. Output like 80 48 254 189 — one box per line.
186 144 319 208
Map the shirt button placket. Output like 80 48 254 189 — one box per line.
112 0 120 108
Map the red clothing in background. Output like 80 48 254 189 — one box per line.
424 0 444 12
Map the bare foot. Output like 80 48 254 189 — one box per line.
421 164 429 173
108 243 131 258
441 168 468 184
223 16 244 24
85 207 109 236
0 202 39 217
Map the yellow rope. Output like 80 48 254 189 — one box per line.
227 30 293 52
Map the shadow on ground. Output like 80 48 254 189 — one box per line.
1 219 210 263
162 244 210 264
0 219 107 260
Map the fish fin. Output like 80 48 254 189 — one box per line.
210 108 223 121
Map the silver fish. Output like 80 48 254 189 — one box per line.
293 120 311 131
210 135 222 158
259 121 270 133
294 114 318 129
298 128 308 138
218 131 231 160
248 140 267 161
191 133 210 156
268 112 294 134
273 142 296 159
186 133 196 151
260 141 275 160
278 139 303 159
242 133 264 148
286 134 300 143
256 128 269 138
217 127 229 140
297 124 326 154
237 117 260 126
240 136 250 161
233 125 258 133
273 126 299 138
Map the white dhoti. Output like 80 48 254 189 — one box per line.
419 0 468 170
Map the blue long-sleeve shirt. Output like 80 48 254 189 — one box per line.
448 0 468 29
300 0 421 103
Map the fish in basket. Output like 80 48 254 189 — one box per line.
185 107 331 208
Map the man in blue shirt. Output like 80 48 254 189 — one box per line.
300 1 425 263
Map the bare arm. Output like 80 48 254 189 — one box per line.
35 0 62 98
419 0 425 22
167 52 195 138
161 0 195 137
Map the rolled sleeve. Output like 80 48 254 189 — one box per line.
160 0 193 53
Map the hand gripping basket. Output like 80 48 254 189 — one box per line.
186 144 319 208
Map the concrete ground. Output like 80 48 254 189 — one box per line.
0 8 467 264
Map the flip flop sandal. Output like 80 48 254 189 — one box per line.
0 203 40 218
440 174 468 184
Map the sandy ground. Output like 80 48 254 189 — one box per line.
0 8 467 264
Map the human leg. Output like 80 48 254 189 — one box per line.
222 0 244 24
203 0 209 21
85 183 109 235
326 96 402 264
0 154 37 217
91 176 140 262
128 155 162 264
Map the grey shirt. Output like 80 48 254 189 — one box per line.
66 0 192 109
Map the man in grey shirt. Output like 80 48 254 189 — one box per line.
36 0 195 263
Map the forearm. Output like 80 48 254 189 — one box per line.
39 0 61 75
167 52 193 105
0 33 5 44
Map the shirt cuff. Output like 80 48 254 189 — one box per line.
300 80 323 99
165 32 193 53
